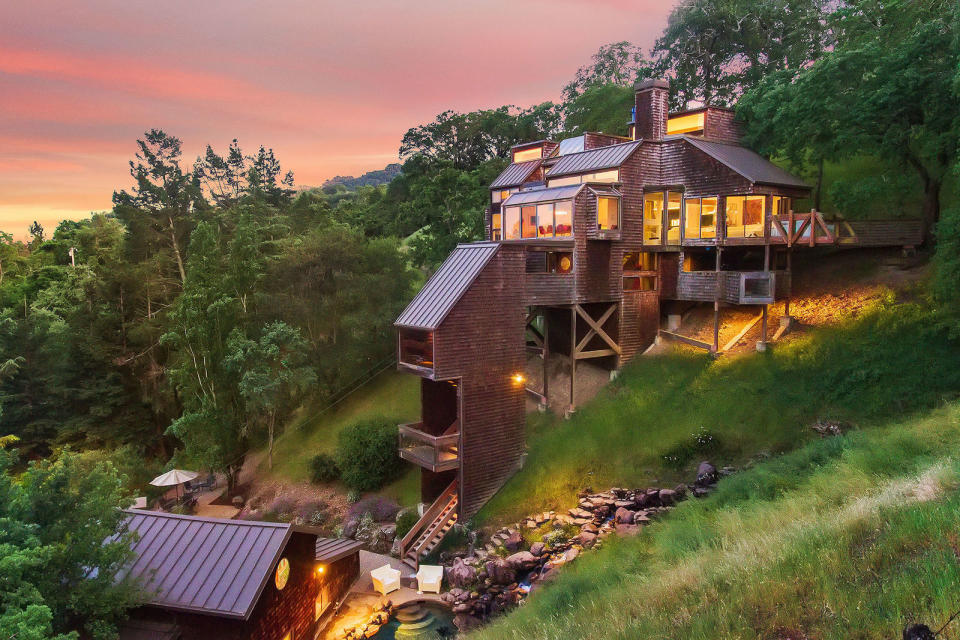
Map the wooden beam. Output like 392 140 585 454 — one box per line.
721 313 763 352
575 349 618 360
574 304 620 354
659 330 713 352
569 307 576 409
542 310 549 404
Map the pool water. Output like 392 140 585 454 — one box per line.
371 602 456 639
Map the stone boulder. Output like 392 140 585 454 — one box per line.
504 530 524 552
695 461 718 486
505 551 539 572
614 506 635 524
658 488 677 506
485 558 516 585
446 557 477 589
530 542 546 557
342 518 359 539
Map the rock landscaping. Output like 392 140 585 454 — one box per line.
435 460 734 631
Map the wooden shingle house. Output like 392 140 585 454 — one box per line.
393 78 923 569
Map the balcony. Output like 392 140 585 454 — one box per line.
398 422 460 472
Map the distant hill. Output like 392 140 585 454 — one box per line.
322 163 401 191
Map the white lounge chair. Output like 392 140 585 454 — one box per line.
370 564 401 596
416 564 443 594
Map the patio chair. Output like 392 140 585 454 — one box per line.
370 564 401 596
416 565 443 594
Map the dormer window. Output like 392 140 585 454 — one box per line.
667 110 705 136
597 196 620 231
513 147 542 163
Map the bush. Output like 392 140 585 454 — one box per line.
309 453 340 484
335 417 405 491
348 496 400 522
396 508 419 539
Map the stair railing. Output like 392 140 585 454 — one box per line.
399 480 458 562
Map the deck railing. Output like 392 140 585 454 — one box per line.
398 421 460 472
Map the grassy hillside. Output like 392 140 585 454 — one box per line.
471 401 960 639
479 293 960 525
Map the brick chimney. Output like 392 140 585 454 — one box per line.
634 78 669 141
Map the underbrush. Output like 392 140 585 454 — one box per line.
478 298 960 525
471 401 960 639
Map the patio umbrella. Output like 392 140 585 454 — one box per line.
149 469 199 499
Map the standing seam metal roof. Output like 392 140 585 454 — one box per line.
117 510 354 620
490 160 541 188
395 242 499 330
545 140 642 177
682 136 810 189
501 184 584 206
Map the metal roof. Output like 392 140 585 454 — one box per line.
316 537 363 563
116 510 350 620
501 184 584 206
553 136 585 157
546 140 641 177
490 160 541 188
396 242 500 330
683 136 810 189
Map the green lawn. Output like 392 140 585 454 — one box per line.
478 295 960 526
471 400 960 639
266 370 421 491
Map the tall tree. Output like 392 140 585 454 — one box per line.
562 42 654 102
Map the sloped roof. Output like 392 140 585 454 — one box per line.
501 184 584 206
553 135 585 157
490 160 541 188
116 510 348 620
315 537 363 563
683 137 810 189
546 140 642 177
395 243 499 330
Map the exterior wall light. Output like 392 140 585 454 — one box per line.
316 565 326 575
512 373 525 386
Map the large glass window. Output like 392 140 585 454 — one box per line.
503 206 521 240
667 192 682 243
491 213 501 241
547 169 619 188
513 147 542 162
683 196 717 240
521 206 537 239
554 201 572 237
725 195 765 238
643 192 664 245
597 197 620 231
537 203 554 237
772 196 790 217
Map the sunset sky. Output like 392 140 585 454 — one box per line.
0 0 676 238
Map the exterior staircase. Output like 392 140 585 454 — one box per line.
399 481 458 570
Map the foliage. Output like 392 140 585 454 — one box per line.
347 495 400 522
933 207 960 314
309 453 340 484
562 84 635 138
471 402 960 640
0 449 141 639
335 417 405 492
479 298 960 525
395 508 419 540
661 427 721 471
562 42 653 102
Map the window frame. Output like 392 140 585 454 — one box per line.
499 199 576 240
596 195 621 232
683 195 718 241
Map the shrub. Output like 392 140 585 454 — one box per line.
297 499 330 527
347 489 361 503
263 496 296 521
335 417 405 491
396 508 419 539
309 453 340 484
348 496 400 522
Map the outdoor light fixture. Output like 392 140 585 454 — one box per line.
316 565 326 575
512 373 525 386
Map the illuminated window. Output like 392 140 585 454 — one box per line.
513 147 542 162
537 203 554 237
546 169 619 188
399 329 433 368
597 197 620 231
623 276 656 291
643 192 664 245
772 196 790 217
521 206 537 239
527 251 573 274
683 197 717 240
503 206 521 240
667 192 682 243
666 111 705 135
491 189 515 204
554 201 572 237
623 252 656 272
491 213 501 241
725 195 765 238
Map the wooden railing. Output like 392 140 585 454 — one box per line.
398 421 460 472
399 480 458 564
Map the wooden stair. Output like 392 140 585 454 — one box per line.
399 481 458 571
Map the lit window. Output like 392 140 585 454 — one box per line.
683 197 717 240
666 111 705 135
491 213 501 241
546 169 619 188
623 252 656 272
513 147 542 162
554 201 572 237
643 192 664 245
597 197 620 231
623 276 656 291
667 192 682 243
521 206 537 239
537 203 554 237
527 251 573 274
725 195 765 238
503 206 521 240
772 196 790 217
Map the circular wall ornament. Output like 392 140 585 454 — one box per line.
275 557 290 591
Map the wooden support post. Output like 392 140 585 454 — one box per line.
759 245 770 351
569 307 576 411
784 248 793 318
712 248 722 353
542 310 549 405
